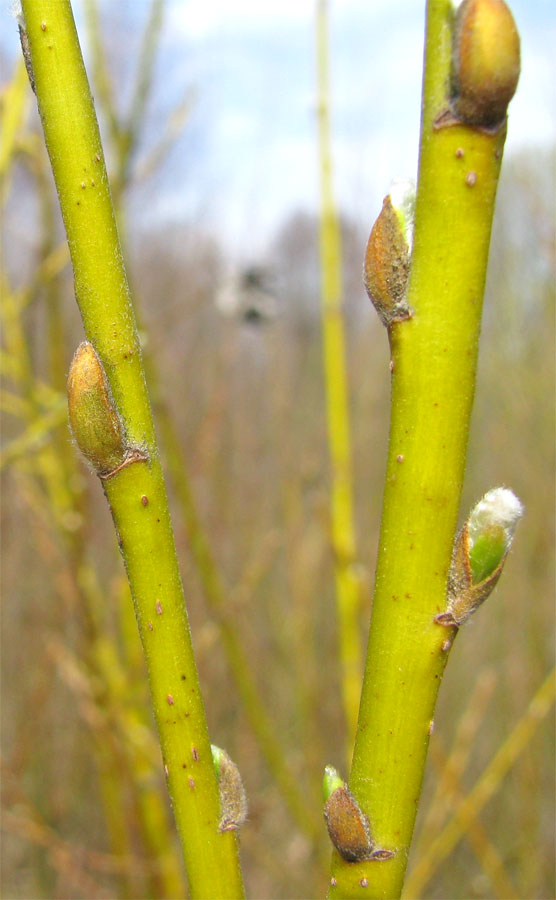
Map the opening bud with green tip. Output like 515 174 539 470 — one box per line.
436 487 523 628
451 0 520 129
67 342 127 476
211 745 248 833
363 179 415 328
323 764 345 802
322 766 394 863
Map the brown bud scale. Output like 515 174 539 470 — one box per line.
324 785 373 862
363 196 411 328
67 342 127 475
213 747 248 832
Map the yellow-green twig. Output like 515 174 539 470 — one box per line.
330 1 519 895
0 59 29 201
20 3 243 895
315 0 362 749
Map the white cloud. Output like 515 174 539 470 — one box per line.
167 0 313 41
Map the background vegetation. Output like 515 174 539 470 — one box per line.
1 2 554 898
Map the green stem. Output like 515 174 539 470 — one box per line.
21 3 243 896
330 1 508 896
316 0 362 749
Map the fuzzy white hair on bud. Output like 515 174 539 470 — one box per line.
468 487 524 549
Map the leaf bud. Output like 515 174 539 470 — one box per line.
437 487 523 627
452 0 520 129
363 180 414 328
67 342 127 476
323 766 394 863
211 745 248 832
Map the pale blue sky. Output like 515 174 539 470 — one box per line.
4 0 555 257
141 0 555 254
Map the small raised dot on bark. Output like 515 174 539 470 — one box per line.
455 147 464 158
188 777 195 789
41 22 46 31
148 621 153 631
141 495 149 506
397 454 404 463
360 877 369 888
167 694 174 706
156 600 163 615
164 764 169 777
465 170 477 187
192 746 199 762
